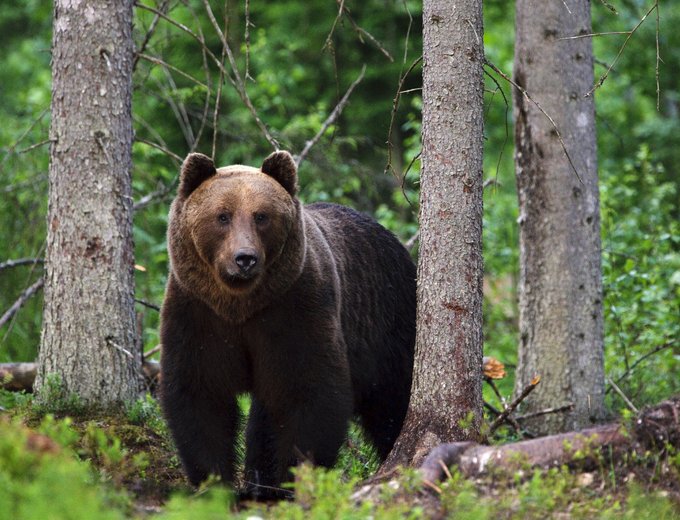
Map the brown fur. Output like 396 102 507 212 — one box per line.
160 151 416 499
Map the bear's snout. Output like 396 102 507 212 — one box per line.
234 248 259 274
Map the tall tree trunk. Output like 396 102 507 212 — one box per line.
36 0 140 408
383 0 484 469
513 0 605 434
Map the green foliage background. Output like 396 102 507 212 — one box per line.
0 0 678 414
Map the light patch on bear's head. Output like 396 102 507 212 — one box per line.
182 169 297 295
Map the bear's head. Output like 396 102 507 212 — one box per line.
169 151 303 304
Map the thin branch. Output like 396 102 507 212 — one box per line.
213 30 228 159
404 230 419 252
655 2 660 110
134 137 184 163
489 376 541 434
343 9 393 62
607 377 639 413
609 340 676 390
558 31 632 40
133 181 176 212
0 278 44 330
1 106 50 167
134 298 160 312
133 0 168 71
201 0 279 150
514 403 574 422
0 258 44 273
585 1 659 97
484 400 524 437
143 344 162 359
17 139 53 154
323 0 346 52
137 53 209 90
385 55 423 177
244 0 253 81
485 59 583 184
295 65 366 167
159 65 195 147
400 0 413 66
178 0 212 153
135 2 224 70
483 68 510 183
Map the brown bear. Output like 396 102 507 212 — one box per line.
159 150 415 499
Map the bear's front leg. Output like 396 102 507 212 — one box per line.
164 387 240 486
160 282 243 487
243 375 353 500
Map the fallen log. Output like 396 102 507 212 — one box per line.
0 361 161 392
0 357 507 393
419 395 680 484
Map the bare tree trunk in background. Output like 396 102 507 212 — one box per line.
513 0 605 434
36 0 141 408
383 0 485 470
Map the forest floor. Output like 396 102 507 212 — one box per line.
4 399 679 519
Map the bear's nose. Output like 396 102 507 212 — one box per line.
234 250 258 273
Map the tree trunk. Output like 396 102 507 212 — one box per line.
36 0 140 408
513 0 605 434
383 0 485 470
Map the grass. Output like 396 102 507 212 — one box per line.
0 390 679 519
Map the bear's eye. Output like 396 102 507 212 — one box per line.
254 213 269 225
217 213 231 224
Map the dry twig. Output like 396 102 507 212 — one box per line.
0 278 44 330
295 65 366 168
489 376 540 433
0 258 44 273
485 59 583 184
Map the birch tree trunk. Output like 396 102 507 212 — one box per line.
513 0 605 434
36 0 141 408
383 0 484 469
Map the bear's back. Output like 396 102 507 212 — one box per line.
304 202 416 401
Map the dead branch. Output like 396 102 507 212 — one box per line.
133 179 177 212
134 298 161 312
0 360 160 393
403 231 419 252
143 344 162 359
295 65 367 168
584 2 659 99
385 56 422 177
1 106 50 170
607 376 639 413
608 340 676 391
513 402 574 422
133 0 169 71
489 375 540 433
137 53 209 90
0 258 44 273
419 395 680 484
133 137 183 163
484 401 525 438
342 8 393 62
201 0 279 150
484 59 583 184
0 278 44 330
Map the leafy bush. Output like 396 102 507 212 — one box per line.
601 145 680 408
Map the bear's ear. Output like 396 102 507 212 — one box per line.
261 151 298 196
179 153 216 198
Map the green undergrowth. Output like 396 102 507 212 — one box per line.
1 390 679 519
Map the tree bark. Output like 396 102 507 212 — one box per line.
513 0 605 433
36 0 141 408
383 0 485 470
